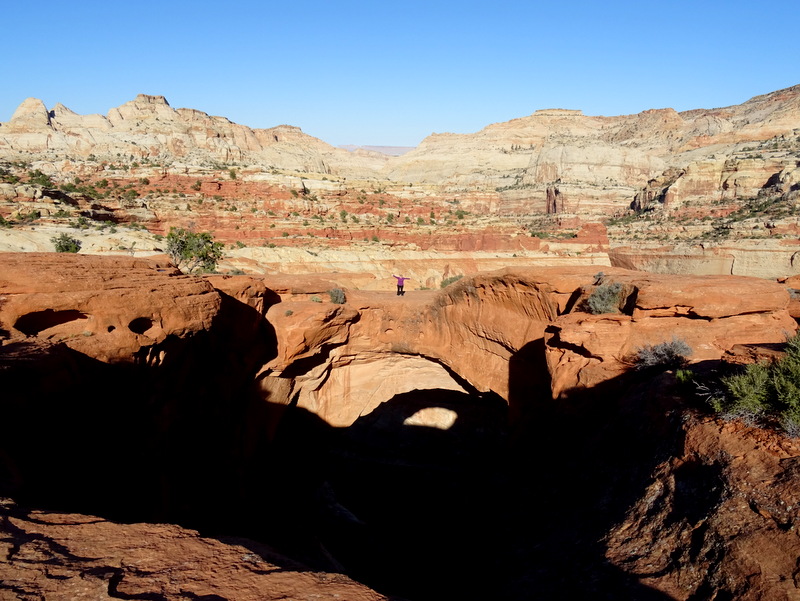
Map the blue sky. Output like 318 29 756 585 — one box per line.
3 1 798 147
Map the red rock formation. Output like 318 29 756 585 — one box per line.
259 266 794 420
2 254 800 600
0 253 220 363
605 412 800 600
0 499 387 601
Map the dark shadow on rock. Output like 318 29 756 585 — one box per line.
2 301 724 601
507 338 551 424
500 353 691 601
316 389 510 600
0 289 280 532
260 362 686 601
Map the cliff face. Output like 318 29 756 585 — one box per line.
2 254 799 599
0 93 388 177
3 87 800 285
3 86 800 219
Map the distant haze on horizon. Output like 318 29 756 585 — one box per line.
2 0 798 148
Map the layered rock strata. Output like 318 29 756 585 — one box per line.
2 86 800 218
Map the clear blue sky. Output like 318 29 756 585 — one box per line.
3 0 798 147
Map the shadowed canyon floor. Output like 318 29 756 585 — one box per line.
2 254 800 600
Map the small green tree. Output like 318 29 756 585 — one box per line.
165 227 223 274
51 233 82 253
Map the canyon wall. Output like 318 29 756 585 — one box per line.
3 85 800 220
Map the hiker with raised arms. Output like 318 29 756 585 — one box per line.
392 274 410 296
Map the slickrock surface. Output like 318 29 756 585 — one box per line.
248 266 797 437
1 254 795 423
0 499 388 601
0 253 220 363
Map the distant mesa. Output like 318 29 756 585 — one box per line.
532 109 584 116
339 144 415 156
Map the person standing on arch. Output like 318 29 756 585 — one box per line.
392 274 410 296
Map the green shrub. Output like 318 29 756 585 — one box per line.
676 368 695 386
328 288 346 304
51 233 82 253
311 296 322 303
634 337 692 371
27 169 54 187
439 275 464 288
18 210 41 223
165 227 223 274
285 309 294 316
585 282 623 314
714 335 800 435
716 361 770 416
440 275 464 288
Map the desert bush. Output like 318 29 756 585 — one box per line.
165 227 223 274
328 288 346 304
17 210 41 223
585 281 623 314
781 410 800 438
675 368 695 386
51 233 82 253
634 337 693 370
311 296 322 303
712 335 800 436
27 169 54 187
440 275 463 288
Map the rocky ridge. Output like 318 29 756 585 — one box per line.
3 86 800 280
3 87 799 212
